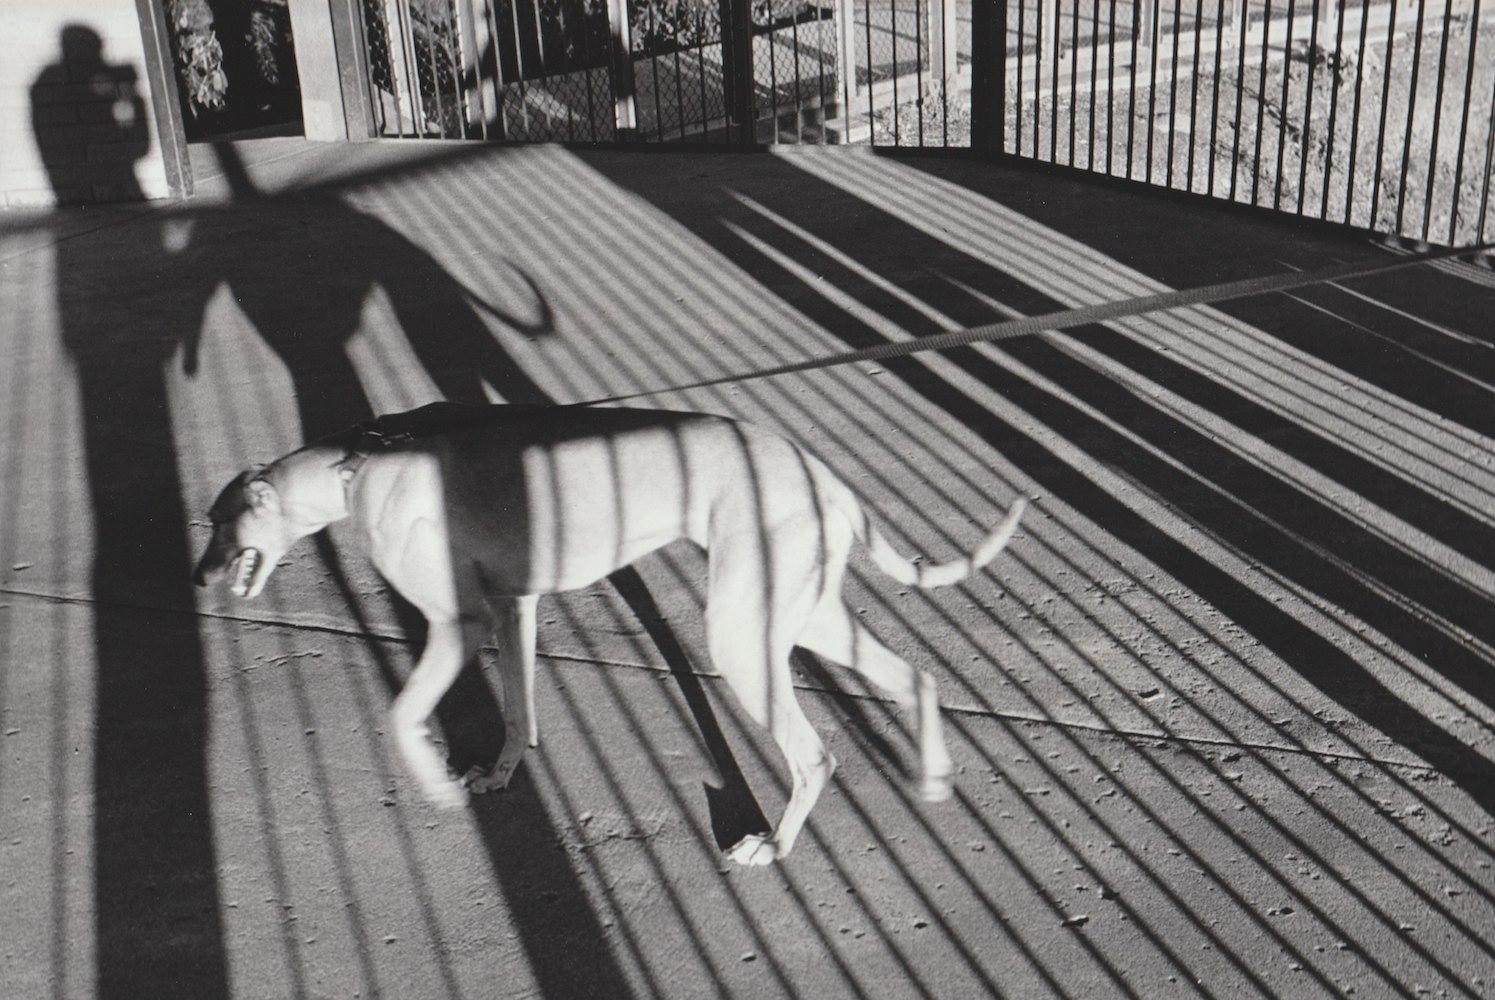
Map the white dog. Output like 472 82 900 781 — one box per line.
194 403 1024 865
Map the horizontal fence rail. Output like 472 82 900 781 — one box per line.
353 0 1495 245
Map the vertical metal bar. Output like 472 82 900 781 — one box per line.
1297 0 1323 213
999 0 1009 151
392 0 421 134
1394 0 1429 234
1051 0 1061 161
1344 0 1372 222
1185 0 1204 190
1273 0 1296 210
1018 0 1027 153
1038 0 1047 154
1207 0 1227 195
649 0 666 139
1070 0 1081 163
817 1 830 143
1448 0 1483 243
1166 0 1185 187
483 0 511 141
1127 0 1140 176
508 0 534 136
837 0 855 141
1144 0 1159 183
866 0 876 135
1479 68 1495 242
1089 0 1100 169
425 5 451 136
574 0 599 140
908 0 920 146
1251 0 1272 204
928 0 955 144
769 1 783 142
612 0 639 136
942 0 953 145
552 0 578 139
1230 0 1248 198
1420 0 1456 240
1320 0 1349 217
1107 0 1117 172
792 0 807 143
1368 0 1400 226
700 8 713 141
892 0 901 145
451 0 476 137
371 1 400 135
672 1 689 140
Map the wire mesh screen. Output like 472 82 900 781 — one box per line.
997 0 1495 246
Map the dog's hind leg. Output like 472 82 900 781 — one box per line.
708 530 836 866
468 594 539 794
798 596 954 803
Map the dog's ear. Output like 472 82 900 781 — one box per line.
246 477 280 512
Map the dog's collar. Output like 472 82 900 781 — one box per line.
332 423 417 504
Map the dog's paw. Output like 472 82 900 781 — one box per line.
919 771 954 803
727 833 779 866
464 756 519 795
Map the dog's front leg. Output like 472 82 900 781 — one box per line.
391 619 477 810
468 594 538 794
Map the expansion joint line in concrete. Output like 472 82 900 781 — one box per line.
0 583 1467 776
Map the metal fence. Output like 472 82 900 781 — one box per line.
355 0 964 142
992 0 1495 246
353 0 1495 245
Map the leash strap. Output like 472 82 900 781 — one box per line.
568 242 1492 407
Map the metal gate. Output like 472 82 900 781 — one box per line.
350 0 1494 245
353 0 964 142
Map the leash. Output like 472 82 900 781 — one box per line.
567 241 1493 407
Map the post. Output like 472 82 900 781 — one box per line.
607 0 638 136
453 0 486 134
970 0 1008 150
836 0 858 113
927 0 959 106
720 0 755 141
133 0 193 195
287 0 353 139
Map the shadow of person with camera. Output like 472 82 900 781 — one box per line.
33 24 230 1000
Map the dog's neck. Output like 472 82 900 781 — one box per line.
262 445 353 534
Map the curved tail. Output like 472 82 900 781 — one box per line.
859 498 1027 589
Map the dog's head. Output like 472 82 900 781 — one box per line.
192 469 298 598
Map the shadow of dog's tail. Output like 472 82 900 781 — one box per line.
858 498 1028 589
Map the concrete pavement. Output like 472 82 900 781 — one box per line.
0 138 1491 998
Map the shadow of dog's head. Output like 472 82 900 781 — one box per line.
193 470 300 599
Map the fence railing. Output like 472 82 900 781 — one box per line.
352 0 1495 245
991 0 1495 246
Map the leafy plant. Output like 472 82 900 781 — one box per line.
166 0 227 115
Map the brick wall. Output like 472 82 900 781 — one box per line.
0 0 178 208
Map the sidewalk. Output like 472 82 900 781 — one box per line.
0 138 1491 999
